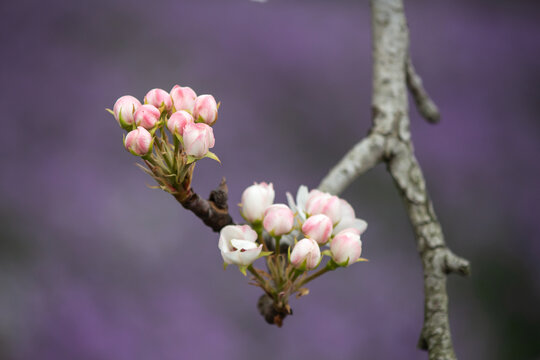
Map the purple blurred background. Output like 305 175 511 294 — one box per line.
1 0 539 359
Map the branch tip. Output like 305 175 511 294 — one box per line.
406 56 441 124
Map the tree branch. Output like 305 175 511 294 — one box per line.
318 133 385 195
318 0 470 358
175 177 235 232
406 55 441 123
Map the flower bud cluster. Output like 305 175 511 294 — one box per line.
217 184 368 323
109 85 220 196
287 185 367 266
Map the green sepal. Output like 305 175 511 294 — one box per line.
250 221 263 236
106 108 115 116
158 102 166 114
257 251 273 259
186 155 197 164
356 257 369 262
204 151 221 164
117 106 134 131
321 249 332 257
326 259 341 270
294 258 308 272
238 265 248 276
287 245 292 262
223 262 229 270
175 133 185 147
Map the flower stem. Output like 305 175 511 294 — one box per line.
296 266 332 289
248 265 265 284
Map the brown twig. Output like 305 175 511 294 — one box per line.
175 177 235 232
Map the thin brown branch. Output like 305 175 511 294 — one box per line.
406 55 441 123
175 177 235 232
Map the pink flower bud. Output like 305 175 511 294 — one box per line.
218 225 262 266
263 204 294 236
134 104 160 129
193 94 218 126
167 110 194 135
241 182 275 223
144 88 173 112
170 85 197 113
183 122 215 158
124 126 153 156
330 231 362 266
290 238 321 270
113 95 141 129
305 190 342 224
301 214 333 244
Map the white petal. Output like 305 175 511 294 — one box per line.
222 245 262 265
286 192 297 213
333 218 368 235
296 185 309 212
220 225 245 242
339 199 355 221
237 225 258 242
230 239 258 250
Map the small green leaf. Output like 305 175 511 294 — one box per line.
321 249 332 257
287 245 291 262
356 257 369 262
204 151 221 163
223 262 228 270
105 108 115 115
257 251 273 259
326 259 340 270
238 265 248 276
186 155 197 165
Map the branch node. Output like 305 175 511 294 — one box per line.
176 178 234 232
209 177 229 210
417 332 429 350
444 250 471 277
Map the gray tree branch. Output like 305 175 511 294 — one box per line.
318 0 470 358
318 134 385 194
406 56 441 123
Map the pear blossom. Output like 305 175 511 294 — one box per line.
288 185 368 235
134 104 160 129
305 190 341 224
286 185 309 223
170 85 197 113
183 122 215 158
167 110 194 136
332 199 368 236
301 214 333 244
124 126 153 156
290 238 321 270
241 182 275 223
193 94 218 126
263 204 294 236
144 88 173 112
218 225 262 266
331 230 362 266
113 95 141 129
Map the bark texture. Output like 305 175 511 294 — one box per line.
318 0 470 359
175 177 234 232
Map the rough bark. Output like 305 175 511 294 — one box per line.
318 0 470 358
